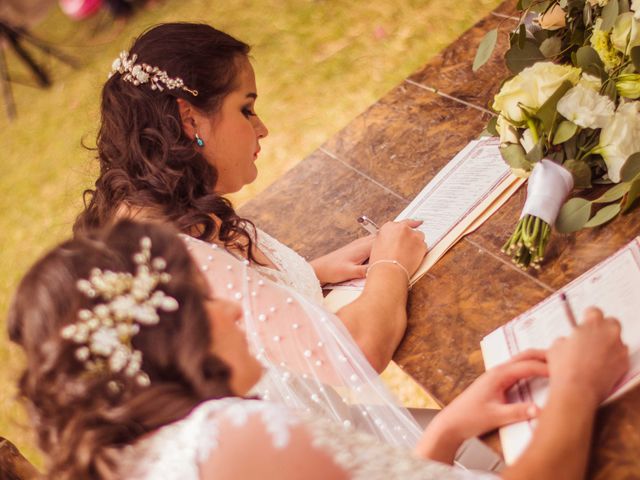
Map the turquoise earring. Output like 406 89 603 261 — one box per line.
195 133 205 147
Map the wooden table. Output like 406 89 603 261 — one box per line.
240 2 640 477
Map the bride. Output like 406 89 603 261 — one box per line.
73 22 427 444
8 220 628 479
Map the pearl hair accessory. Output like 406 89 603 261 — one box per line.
60 236 179 388
108 50 199 97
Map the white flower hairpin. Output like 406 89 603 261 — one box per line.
109 50 198 97
61 236 179 388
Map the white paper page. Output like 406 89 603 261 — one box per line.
482 237 640 464
325 137 511 292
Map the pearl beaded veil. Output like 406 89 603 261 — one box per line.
182 235 422 447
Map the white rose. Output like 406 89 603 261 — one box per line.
497 115 519 144
611 12 640 55
556 84 615 129
632 0 640 20
588 0 609 6
599 102 640 182
493 62 581 122
520 128 536 153
578 73 602 91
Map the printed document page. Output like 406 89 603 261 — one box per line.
481 237 640 464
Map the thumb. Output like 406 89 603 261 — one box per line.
495 402 539 427
352 264 368 279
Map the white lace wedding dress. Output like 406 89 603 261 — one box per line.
117 397 499 479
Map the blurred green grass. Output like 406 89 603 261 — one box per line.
0 0 502 467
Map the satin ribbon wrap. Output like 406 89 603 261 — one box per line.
520 159 574 225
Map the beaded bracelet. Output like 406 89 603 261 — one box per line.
365 260 411 285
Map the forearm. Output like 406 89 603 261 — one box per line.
414 413 464 464
309 256 330 285
335 265 408 373
502 385 598 480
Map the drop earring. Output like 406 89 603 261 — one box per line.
195 133 205 147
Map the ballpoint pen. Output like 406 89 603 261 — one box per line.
357 215 379 235
559 292 578 328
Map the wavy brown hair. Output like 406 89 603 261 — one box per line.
74 23 260 262
8 220 234 479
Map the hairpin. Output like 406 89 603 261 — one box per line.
61 236 179 388
108 50 199 97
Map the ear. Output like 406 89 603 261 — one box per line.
177 98 198 140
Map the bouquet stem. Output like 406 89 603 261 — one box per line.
501 214 551 269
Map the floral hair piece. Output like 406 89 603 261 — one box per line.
108 50 199 97
61 236 179 388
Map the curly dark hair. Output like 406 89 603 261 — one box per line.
73 23 260 262
8 220 234 479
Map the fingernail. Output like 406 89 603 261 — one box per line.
526 405 538 417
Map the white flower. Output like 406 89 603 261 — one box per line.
556 84 615 129
111 57 122 72
520 128 536 153
493 62 581 122
578 73 602 91
611 12 640 55
588 0 609 6
91 327 120 356
496 115 519 144
599 102 640 182
633 0 640 20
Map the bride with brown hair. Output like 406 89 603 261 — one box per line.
8 220 629 479
73 22 430 445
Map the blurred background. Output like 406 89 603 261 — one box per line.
0 0 502 467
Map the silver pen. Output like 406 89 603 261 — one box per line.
357 215 379 235
559 292 578 328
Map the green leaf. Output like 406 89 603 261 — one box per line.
486 116 498 136
601 0 620 30
593 182 631 203
505 40 546 74
530 0 551 13
540 36 563 58
564 159 592 188
553 120 578 144
622 174 640 212
575 46 604 76
518 24 526 49
536 80 574 132
584 202 622 227
584 2 593 26
620 152 640 182
525 140 544 163
631 46 640 70
556 197 593 233
500 144 532 171
473 29 499 72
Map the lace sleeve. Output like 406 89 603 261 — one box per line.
182 235 423 448
196 400 498 480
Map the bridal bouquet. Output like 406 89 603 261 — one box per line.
474 0 640 269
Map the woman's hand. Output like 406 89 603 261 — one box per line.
310 235 374 284
416 349 548 463
547 307 629 408
368 220 427 278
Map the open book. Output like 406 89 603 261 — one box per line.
481 236 640 464
324 137 523 310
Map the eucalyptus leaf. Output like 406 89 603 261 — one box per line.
536 80 573 132
473 29 498 72
530 0 551 13
563 135 578 159
620 152 640 182
525 141 544 163
486 116 498 136
631 46 640 70
500 144 532 171
553 120 578 144
584 202 621 227
556 197 593 233
559 0 568 8
600 0 620 30
564 159 592 188
593 182 631 203
540 36 563 58
576 46 604 76
622 174 640 213
603 77 618 101
518 24 526 49
505 40 546 74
